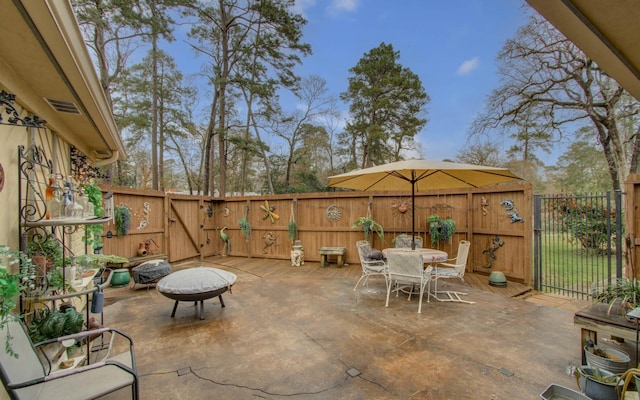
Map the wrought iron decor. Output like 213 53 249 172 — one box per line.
0 90 46 127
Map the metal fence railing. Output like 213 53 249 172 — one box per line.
533 191 624 299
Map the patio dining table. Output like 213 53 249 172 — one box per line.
382 247 448 265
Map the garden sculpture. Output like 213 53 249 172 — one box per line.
483 236 505 268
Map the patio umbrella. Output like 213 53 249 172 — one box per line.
327 159 522 249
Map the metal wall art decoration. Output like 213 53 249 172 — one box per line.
0 163 4 193
262 231 279 254
325 205 342 222
482 236 505 268
136 201 150 230
220 226 230 256
480 196 488 216
260 200 279 223
391 198 412 221
500 198 524 223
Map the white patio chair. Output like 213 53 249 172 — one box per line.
430 240 475 304
385 249 433 313
394 234 423 249
353 240 388 291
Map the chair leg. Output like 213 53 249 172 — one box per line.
353 274 367 291
431 278 475 304
385 279 393 307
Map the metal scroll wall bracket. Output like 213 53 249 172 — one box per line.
0 90 46 128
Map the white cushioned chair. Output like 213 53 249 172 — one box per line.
385 249 433 313
353 240 388 291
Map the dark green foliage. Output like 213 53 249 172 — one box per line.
553 197 620 255
352 216 384 242
83 183 104 249
27 235 64 268
288 221 297 241
238 218 251 241
27 308 84 343
0 246 31 357
114 205 132 236
427 215 456 248
340 42 429 169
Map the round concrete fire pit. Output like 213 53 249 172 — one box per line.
157 267 236 320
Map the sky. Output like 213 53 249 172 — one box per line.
285 0 533 161
169 0 537 163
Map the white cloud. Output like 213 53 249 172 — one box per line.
328 0 359 15
457 57 480 75
290 0 317 18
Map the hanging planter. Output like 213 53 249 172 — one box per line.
288 201 297 242
427 214 456 248
114 205 132 236
352 216 384 243
239 205 251 242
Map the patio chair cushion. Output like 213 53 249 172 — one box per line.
132 259 172 284
157 267 236 295
366 249 385 261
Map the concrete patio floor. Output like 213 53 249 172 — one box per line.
100 257 594 400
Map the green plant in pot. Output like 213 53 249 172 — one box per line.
427 215 456 248
27 306 83 344
352 216 384 243
27 234 64 273
288 221 297 242
83 182 104 251
0 245 35 357
114 205 132 236
593 278 640 317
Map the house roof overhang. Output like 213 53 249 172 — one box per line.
526 0 640 101
0 0 126 164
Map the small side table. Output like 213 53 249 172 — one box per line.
319 247 346 267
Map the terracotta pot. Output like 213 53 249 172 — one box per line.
137 243 148 257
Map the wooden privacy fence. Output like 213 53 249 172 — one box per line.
100 182 533 284
625 174 640 280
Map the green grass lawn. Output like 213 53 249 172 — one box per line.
539 232 613 298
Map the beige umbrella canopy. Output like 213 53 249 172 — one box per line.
327 159 522 248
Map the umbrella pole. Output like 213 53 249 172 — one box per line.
412 177 416 250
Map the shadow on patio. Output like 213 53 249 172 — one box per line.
100 256 591 399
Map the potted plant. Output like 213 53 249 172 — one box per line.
0 245 34 357
352 215 384 243
575 365 621 400
82 182 104 251
288 221 298 243
27 234 65 277
238 217 251 242
427 215 456 248
114 205 132 236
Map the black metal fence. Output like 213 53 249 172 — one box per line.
533 191 624 299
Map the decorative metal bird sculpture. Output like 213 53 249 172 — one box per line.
220 226 230 255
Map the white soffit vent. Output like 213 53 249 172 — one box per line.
44 98 81 115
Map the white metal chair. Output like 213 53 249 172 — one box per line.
0 317 139 399
430 240 475 304
353 240 388 291
385 249 433 313
394 234 423 249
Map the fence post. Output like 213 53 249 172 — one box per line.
533 194 541 291
616 190 623 279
